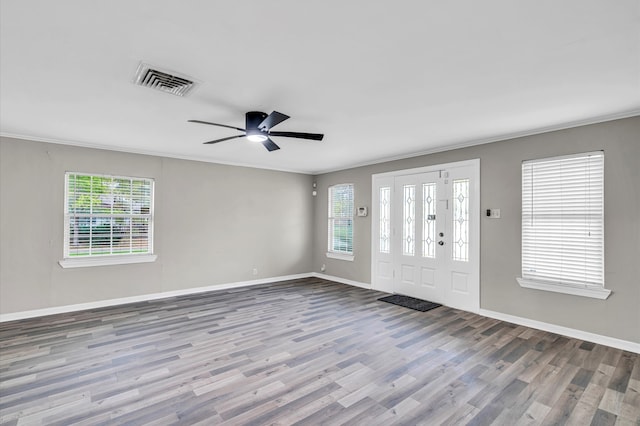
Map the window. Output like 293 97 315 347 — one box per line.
402 184 416 256
379 186 391 253
327 183 354 260
518 151 609 299
60 172 156 268
452 179 469 262
422 183 436 258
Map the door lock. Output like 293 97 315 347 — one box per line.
438 241 445 246
439 232 444 237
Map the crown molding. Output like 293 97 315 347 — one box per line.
0 132 309 175
310 108 640 175
3 108 639 176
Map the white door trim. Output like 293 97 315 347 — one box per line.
371 158 480 313
371 159 480 179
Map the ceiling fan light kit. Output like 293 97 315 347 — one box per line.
189 110 324 152
246 134 268 143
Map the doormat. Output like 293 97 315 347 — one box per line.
378 294 442 312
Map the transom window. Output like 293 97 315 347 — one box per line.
61 172 156 267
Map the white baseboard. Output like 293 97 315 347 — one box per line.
479 308 640 354
310 272 372 290
0 273 312 323
3 273 637 354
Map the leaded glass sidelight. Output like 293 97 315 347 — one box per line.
452 179 469 261
379 187 391 253
402 185 415 256
422 183 436 258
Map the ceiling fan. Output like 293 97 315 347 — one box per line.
189 111 324 152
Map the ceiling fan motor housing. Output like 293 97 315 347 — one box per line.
246 111 268 137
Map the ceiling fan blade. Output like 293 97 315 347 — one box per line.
269 131 324 141
262 137 281 152
258 111 290 131
203 135 245 145
189 120 245 132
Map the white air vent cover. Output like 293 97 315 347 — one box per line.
133 62 197 97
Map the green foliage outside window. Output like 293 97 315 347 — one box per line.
66 173 153 257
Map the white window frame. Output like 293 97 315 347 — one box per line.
59 172 157 268
327 183 354 261
517 151 610 299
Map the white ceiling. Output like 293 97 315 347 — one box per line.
1 1 639 174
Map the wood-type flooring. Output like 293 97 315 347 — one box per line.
1 278 638 425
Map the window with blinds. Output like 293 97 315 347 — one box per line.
520 151 606 296
328 184 354 255
64 172 154 259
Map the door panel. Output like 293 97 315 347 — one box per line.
451 271 468 293
377 261 393 281
421 267 435 287
393 172 443 303
400 264 415 285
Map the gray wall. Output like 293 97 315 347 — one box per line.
2 117 638 344
312 117 640 343
0 137 314 314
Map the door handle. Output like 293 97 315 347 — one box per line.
438 241 445 246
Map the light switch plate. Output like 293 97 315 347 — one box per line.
487 208 501 218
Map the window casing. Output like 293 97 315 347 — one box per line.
327 184 354 260
60 172 156 268
518 151 609 299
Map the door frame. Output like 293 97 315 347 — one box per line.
371 158 480 313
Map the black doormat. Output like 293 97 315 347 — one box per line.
378 294 442 312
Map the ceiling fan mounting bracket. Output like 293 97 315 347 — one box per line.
246 111 269 131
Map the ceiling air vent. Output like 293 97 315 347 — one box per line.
133 62 197 97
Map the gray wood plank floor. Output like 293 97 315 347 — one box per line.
0 277 638 425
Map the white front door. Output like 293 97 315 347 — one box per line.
393 171 442 303
372 160 479 312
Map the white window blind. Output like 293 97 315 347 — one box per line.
64 172 154 259
521 152 604 289
328 184 354 255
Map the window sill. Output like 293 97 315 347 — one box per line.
517 277 611 300
59 254 157 269
326 252 354 262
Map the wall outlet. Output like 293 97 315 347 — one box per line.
320 264 326 272
252 268 258 275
